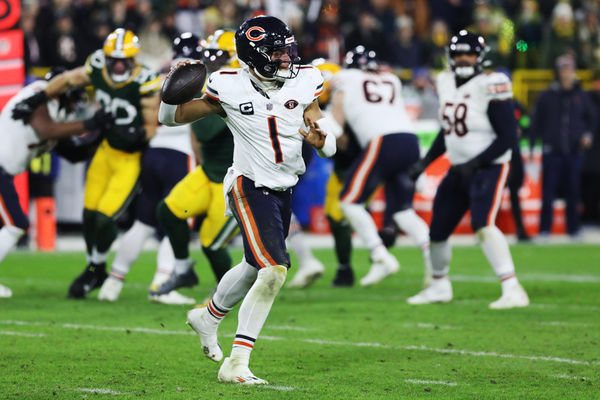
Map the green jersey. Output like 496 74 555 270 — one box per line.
84 49 161 152
191 115 233 183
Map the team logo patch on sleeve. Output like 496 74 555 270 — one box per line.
284 99 298 110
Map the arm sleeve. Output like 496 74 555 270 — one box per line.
475 99 517 165
158 101 184 126
314 117 338 158
422 128 446 166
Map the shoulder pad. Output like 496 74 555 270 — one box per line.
84 49 105 75
484 72 512 101
137 66 161 96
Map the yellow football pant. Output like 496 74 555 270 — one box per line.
83 140 141 217
165 166 237 248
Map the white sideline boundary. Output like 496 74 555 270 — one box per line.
2 319 598 367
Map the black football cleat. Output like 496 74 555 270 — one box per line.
68 262 108 299
331 266 354 287
149 266 199 296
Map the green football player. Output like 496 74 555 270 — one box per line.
18 28 162 298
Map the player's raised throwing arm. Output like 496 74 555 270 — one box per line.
159 95 225 126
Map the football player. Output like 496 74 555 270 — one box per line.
149 30 241 301
407 31 529 309
97 32 205 305
159 16 337 384
330 46 432 287
310 59 358 287
0 69 114 298
14 29 162 298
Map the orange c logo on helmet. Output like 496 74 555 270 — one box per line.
246 26 266 42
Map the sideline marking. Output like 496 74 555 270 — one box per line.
2 320 598 367
405 379 458 386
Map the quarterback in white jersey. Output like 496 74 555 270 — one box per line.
159 16 336 385
330 46 432 287
0 73 114 298
407 30 529 310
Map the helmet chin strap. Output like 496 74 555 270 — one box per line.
253 67 278 82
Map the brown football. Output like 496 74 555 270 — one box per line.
160 62 207 105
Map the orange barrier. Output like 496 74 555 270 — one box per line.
34 197 56 251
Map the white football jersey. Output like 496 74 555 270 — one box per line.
436 70 513 165
0 80 65 176
206 66 324 191
331 69 414 148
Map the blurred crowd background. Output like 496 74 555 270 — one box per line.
21 0 600 74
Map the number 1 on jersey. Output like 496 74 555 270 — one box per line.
267 116 283 163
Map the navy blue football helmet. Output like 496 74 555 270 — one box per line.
447 30 487 78
235 15 300 80
344 46 379 71
172 32 203 61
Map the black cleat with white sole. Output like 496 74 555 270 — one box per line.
68 262 108 299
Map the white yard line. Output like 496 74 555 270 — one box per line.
553 374 590 381
540 321 597 327
78 388 122 395
405 379 458 386
0 330 46 337
266 325 311 331
402 322 456 330
2 320 599 367
451 274 600 283
262 385 295 391
0 320 195 336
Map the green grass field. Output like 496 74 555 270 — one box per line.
1 244 599 399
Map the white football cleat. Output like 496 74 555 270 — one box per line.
98 276 123 302
218 357 268 385
186 307 223 362
287 258 324 288
0 283 13 298
422 270 433 289
149 290 195 305
360 250 399 286
407 277 453 305
489 284 529 309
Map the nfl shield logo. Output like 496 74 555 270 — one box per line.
266 103 273 110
